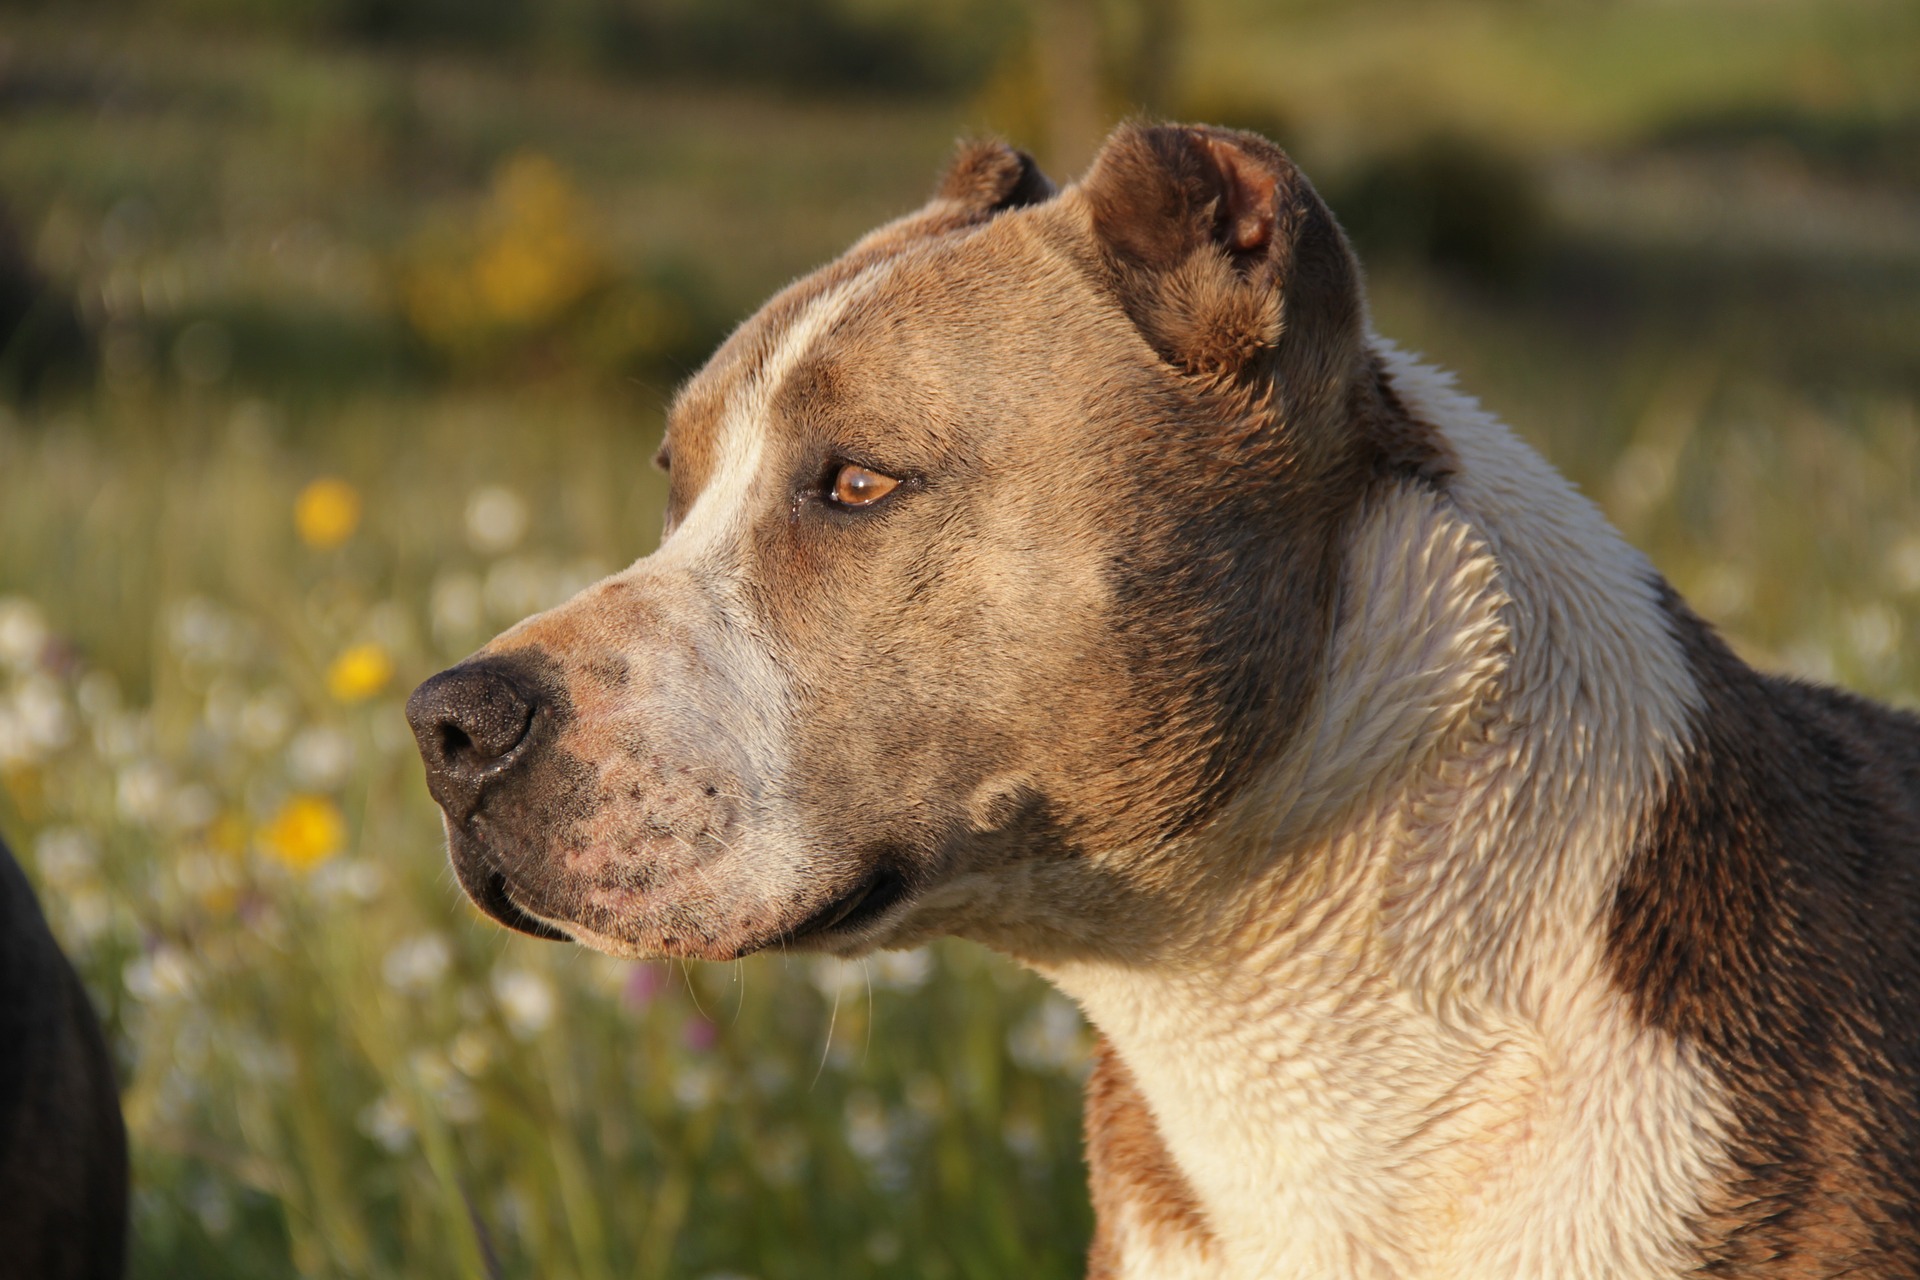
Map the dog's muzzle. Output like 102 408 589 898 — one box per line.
406 659 572 941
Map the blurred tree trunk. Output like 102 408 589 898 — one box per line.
1036 0 1184 175
1037 0 1104 175
1126 0 1180 116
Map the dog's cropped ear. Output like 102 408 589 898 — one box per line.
935 139 1056 217
1079 123 1364 400
851 141 1055 258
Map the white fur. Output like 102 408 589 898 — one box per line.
1102 1205 1221 1280
655 272 874 569
1043 346 1730 1279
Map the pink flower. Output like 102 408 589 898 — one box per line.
682 1016 718 1053
622 962 668 1011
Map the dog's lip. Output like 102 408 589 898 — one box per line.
476 867 572 942
778 864 911 945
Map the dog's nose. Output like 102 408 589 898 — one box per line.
406 663 538 818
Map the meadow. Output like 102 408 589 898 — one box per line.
0 1 1916 1276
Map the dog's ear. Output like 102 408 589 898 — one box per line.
1078 123 1363 402
851 141 1055 258
933 139 1056 218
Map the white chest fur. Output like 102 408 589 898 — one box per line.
1043 349 1732 1280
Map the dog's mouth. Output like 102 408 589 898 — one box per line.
473 866 572 942
779 863 911 945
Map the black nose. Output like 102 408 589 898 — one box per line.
406 662 539 818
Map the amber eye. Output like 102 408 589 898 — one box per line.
830 463 899 509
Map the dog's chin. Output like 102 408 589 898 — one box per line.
451 839 920 961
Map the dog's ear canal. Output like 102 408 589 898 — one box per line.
933 139 1057 219
1078 123 1365 398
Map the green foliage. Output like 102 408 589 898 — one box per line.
70 0 1024 94
1328 137 1546 290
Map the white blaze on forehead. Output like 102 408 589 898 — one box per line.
655 270 880 569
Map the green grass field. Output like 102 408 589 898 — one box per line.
0 2 1917 1276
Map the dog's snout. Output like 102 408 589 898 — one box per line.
407 662 539 815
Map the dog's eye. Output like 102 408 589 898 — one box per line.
830 464 899 509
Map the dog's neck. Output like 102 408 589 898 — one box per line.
1034 347 1730 1278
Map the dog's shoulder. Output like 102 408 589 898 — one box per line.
1609 589 1920 1272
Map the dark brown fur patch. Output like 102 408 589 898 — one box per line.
1077 122 1364 430
934 138 1055 213
1609 586 1920 1275
1084 1037 1216 1275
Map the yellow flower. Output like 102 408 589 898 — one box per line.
261 795 345 872
295 478 361 549
327 643 393 702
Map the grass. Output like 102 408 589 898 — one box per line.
0 2 1916 1276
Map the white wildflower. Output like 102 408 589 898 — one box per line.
0 706 30 767
465 485 529 555
430 572 483 647
13 676 72 752
449 1028 493 1078
492 967 556 1039
1002 1112 1042 1161
63 892 115 949
871 947 933 991
1888 534 1920 594
359 1093 414 1153
115 760 171 825
287 724 355 789
74 671 121 722
1846 603 1901 666
0 598 49 670
238 688 295 751
308 858 385 903
1008 994 1088 1074
383 934 452 993
483 557 550 624
167 597 247 665
93 710 150 762
189 1179 234 1238
1784 639 1838 684
809 956 865 1000
672 1062 719 1111
33 828 98 889
410 1048 479 1124
843 1090 891 1163
125 946 197 1003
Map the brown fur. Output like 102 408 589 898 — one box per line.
1611 587 1920 1275
1083 1036 1217 1275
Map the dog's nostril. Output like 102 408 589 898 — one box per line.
438 721 477 761
405 662 540 810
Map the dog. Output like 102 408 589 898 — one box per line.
408 123 1920 1278
0 834 128 1280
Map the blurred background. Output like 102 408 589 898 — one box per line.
0 0 1915 1275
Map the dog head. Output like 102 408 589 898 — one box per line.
407 124 1439 963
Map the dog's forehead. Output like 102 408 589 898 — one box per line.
666 216 1094 472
